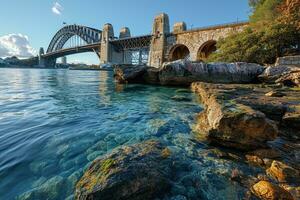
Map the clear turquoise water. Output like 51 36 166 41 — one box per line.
0 68 258 200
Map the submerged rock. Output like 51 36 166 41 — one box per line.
18 176 65 200
159 60 264 86
171 95 191 102
75 140 173 200
251 180 293 200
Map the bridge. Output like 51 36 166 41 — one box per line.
39 13 248 68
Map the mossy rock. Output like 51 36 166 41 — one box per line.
75 140 173 200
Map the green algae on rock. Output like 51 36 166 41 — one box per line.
75 140 173 200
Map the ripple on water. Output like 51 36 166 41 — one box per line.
0 68 260 200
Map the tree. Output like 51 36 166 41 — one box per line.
208 0 299 65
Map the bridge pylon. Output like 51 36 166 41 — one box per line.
148 13 170 68
100 23 114 64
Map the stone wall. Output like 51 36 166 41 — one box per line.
276 55 300 66
165 24 247 61
147 13 248 67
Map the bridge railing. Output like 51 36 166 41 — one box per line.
187 20 249 32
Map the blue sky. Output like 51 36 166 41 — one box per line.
0 0 251 64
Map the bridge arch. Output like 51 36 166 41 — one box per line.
197 40 217 61
47 25 102 53
168 44 190 61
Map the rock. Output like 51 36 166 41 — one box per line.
258 65 299 83
142 67 160 84
249 149 281 160
175 89 191 93
246 155 265 167
276 71 300 87
192 82 278 150
246 149 281 167
114 64 148 84
266 160 300 183
155 119 191 137
75 140 173 200
251 180 293 200
280 184 300 200
17 176 65 200
265 91 286 97
159 60 264 86
171 95 191 102
281 105 300 139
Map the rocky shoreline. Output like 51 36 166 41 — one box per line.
76 58 300 200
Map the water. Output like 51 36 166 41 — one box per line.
0 68 258 200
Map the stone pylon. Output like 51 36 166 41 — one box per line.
148 13 170 68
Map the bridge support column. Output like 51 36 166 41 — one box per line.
148 13 170 68
38 47 45 67
38 48 56 68
100 23 114 64
61 56 67 65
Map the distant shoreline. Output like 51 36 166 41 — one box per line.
0 65 113 71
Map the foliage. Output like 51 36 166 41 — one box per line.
208 0 300 65
250 0 282 25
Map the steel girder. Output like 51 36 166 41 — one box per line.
47 25 102 53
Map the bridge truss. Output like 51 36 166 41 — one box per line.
111 35 152 64
47 25 102 53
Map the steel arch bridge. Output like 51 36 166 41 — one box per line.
46 25 102 53
39 14 247 68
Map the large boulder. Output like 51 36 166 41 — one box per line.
192 82 278 150
159 60 264 86
276 71 300 87
75 140 173 200
251 180 293 200
258 65 299 84
114 65 160 84
142 67 160 84
114 64 148 84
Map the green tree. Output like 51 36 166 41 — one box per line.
250 0 282 26
208 0 299 65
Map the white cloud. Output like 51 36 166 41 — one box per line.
52 2 63 15
0 34 36 58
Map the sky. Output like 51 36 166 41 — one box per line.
0 0 251 64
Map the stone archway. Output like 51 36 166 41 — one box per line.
169 44 190 61
197 40 217 61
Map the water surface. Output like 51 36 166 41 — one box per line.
0 68 257 200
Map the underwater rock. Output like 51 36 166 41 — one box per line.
75 140 174 200
18 176 65 200
155 119 191 137
171 95 191 102
251 180 293 200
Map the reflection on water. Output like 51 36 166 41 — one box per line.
0 68 259 200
